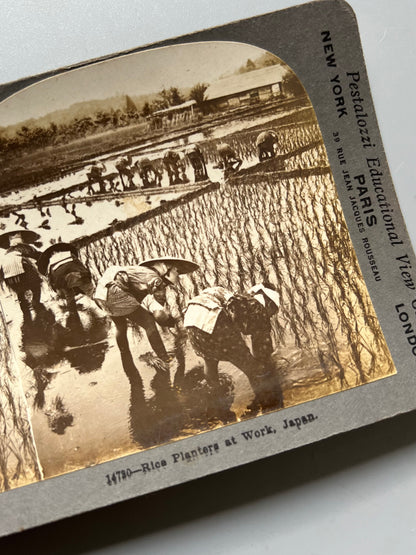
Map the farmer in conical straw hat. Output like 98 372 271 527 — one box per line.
184 282 282 409
185 144 208 183
215 143 242 174
256 130 278 162
162 149 186 186
136 157 162 189
115 154 137 191
0 228 42 319
93 256 198 373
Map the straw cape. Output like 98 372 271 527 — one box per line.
0 228 40 250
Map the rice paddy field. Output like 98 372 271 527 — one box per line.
0 103 396 489
80 158 394 400
0 304 41 491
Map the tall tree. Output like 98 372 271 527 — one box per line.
141 101 153 117
189 83 208 109
125 95 138 113
245 58 256 71
156 88 171 110
169 87 185 106
282 72 305 98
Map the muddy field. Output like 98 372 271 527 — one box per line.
0 104 396 489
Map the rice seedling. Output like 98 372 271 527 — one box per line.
0 306 42 492
77 125 394 410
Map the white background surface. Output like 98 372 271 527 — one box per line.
1 1 416 553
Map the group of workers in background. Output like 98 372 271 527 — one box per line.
86 144 210 194
85 129 279 194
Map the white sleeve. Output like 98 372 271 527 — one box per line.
141 294 165 314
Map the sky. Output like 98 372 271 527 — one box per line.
0 41 276 128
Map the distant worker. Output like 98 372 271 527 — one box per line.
86 161 107 194
184 282 282 409
0 228 42 319
216 143 242 174
185 145 208 182
33 196 46 217
115 155 137 190
163 149 186 186
256 130 278 162
93 257 199 373
136 157 162 189
61 194 70 213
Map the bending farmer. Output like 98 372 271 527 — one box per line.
94 257 198 373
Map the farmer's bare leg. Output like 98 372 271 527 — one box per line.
128 306 169 361
251 331 274 372
250 330 283 408
204 358 220 385
112 316 139 374
211 332 262 386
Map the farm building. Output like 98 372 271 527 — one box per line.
205 65 288 111
148 100 197 129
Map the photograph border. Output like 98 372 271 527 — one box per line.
1 0 416 536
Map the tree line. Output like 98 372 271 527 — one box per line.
0 83 208 155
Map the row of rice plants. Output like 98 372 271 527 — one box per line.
0 306 42 491
200 123 323 166
79 159 394 391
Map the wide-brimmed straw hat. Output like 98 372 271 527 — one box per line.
0 228 40 249
38 242 78 275
139 257 199 275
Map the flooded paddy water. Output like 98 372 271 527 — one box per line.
0 104 396 486
0 104 318 242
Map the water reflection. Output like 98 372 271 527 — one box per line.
21 304 68 408
118 332 238 449
119 352 183 448
242 366 284 418
176 366 237 427
62 300 110 348
21 303 68 370
6 109 333 472
20 298 110 407
45 396 74 435
64 340 109 373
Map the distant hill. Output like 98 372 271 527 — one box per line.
0 49 279 137
0 87 196 137
219 51 281 80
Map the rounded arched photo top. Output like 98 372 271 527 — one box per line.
0 37 396 494
0 40 309 130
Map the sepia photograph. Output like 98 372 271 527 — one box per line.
0 38 396 494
